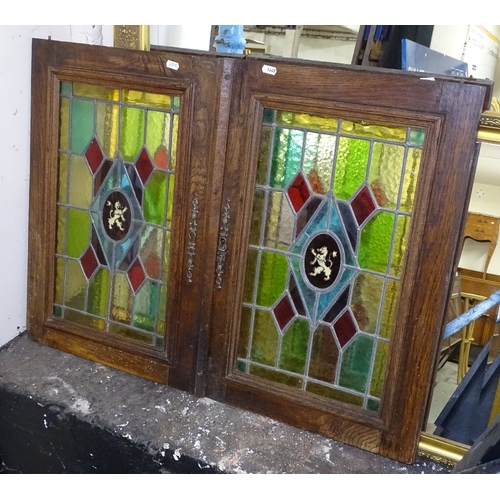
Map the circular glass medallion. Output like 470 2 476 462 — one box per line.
102 190 132 241
304 233 342 289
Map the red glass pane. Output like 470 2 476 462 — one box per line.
144 254 161 279
351 185 376 225
85 138 104 174
136 148 154 183
154 146 169 169
333 310 357 347
81 246 98 279
128 258 145 292
287 173 310 213
273 294 295 331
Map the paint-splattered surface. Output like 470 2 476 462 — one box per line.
0 333 451 474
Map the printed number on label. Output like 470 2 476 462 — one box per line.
262 65 277 76
166 60 180 71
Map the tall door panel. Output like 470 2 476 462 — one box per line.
207 57 490 463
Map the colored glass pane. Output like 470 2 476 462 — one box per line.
379 279 399 339
59 97 69 150
287 173 310 213
370 340 390 399
238 306 252 359
264 191 293 250
60 81 72 97
139 226 163 280
351 185 376 225
357 211 395 273
111 272 133 324
70 98 94 154
64 310 106 331
162 231 171 284
339 334 374 392
146 111 171 168
277 111 338 132
120 106 145 161
256 251 288 307
243 248 258 303
96 102 119 158
85 138 104 174
157 285 167 336
66 208 91 258
251 309 279 365
54 257 64 305
270 128 303 188
369 143 404 209
81 246 99 279
367 399 380 412
136 148 154 183
279 319 310 373
109 323 153 344
273 294 295 330
351 272 384 334
262 108 274 124
171 114 179 171
128 258 146 292
249 189 265 246
308 324 338 383
58 154 68 203
341 119 406 142
64 259 86 310
73 82 119 101
68 155 92 208
391 215 411 277
323 285 350 323
249 365 302 388
56 206 67 255
87 267 110 317
144 171 167 225
333 137 370 200
400 148 422 213
303 133 336 194
133 280 159 332
409 128 425 147
306 383 364 406
256 126 272 185
166 173 175 227
124 90 171 109
334 310 358 347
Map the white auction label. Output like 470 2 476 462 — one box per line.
166 60 180 71
262 65 277 76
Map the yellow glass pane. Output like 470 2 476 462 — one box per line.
171 114 179 171
400 148 422 213
243 248 258 303
58 154 68 203
73 82 119 101
59 97 69 150
370 340 390 398
264 191 293 250
111 272 132 324
277 111 338 132
124 90 171 109
341 119 406 142
87 268 110 317
68 155 92 208
96 102 119 158
303 133 336 194
56 206 67 255
54 257 64 305
162 230 171 283
379 279 400 339
64 259 87 310
64 309 106 331
121 106 145 162
146 110 171 160
391 215 411 277
351 272 384 334
166 173 175 227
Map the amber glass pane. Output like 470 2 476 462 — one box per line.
54 81 179 351
237 108 425 413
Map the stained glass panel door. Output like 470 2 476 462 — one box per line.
207 57 490 463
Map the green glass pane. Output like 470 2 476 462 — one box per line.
96 102 119 158
54 257 64 305
339 335 374 393
68 155 92 208
133 280 159 332
308 324 338 383
358 211 395 273
64 259 86 310
264 191 293 250
166 173 175 227
56 206 67 255
256 251 288 307
111 272 133 324
369 143 404 209
340 119 406 142
333 137 370 200
87 267 110 317
249 365 302 388
243 248 258 303
120 106 145 162
74 82 119 101
279 319 310 374
250 309 279 365
53 305 63 318
370 340 390 398
391 215 411 277
146 110 171 163
124 90 171 109
162 231 171 284
379 279 400 339
172 96 180 112
400 148 422 213
367 399 380 412
262 108 274 124
64 309 106 331
58 154 68 203
237 306 252 359
60 81 72 97
277 111 338 132
109 323 153 345
70 98 95 154
270 128 303 188
66 208 91 258
144 171 167 225
139 226 163 280
306 383 364 406
249 189 265 246
351 272 384 334
157 285 167 335
303 133 336 195
256 126 272 185
171 114 179 171
409 128 426 147
59 97 69 150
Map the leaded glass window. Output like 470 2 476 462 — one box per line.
237 109 426 412
54 81 179 350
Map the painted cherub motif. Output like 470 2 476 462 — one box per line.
107 200 128 231
309 246 338 281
